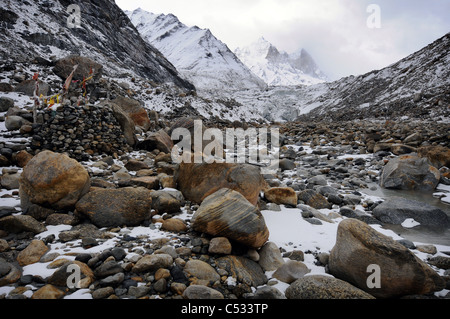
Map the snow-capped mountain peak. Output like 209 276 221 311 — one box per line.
235 37 328 87
126 9 266 94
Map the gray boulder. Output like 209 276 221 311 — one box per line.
372 197 449 227
380 154 440 191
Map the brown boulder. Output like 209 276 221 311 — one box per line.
174 162 265 206
31 285 65 299
418 145 450 169
264 187 298 207
328 219 445 298
215 255 267 287
75 187 152 228
113 96 150 131
137 129 174 154
297 189 331 209
285 275 375 299
19 151 90 210
192 188 269 248
17 239 49 267
53 55 103 81
380 154 440 191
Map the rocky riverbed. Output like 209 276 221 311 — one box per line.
1 55 450 300
1 99 450 299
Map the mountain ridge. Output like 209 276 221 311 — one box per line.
235 37 328 87
231 32 450 122
0 0 195 92
126 8 267 94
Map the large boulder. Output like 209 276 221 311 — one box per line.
264 187 298 207
5 115 31 131
215 255 267 287
112 96 151 131
285 275 375 299
379 154 440 191
101 101 138 146
174 162 265 206
19 151 90 211
53 55 103 81
328 219 445 298
75 187 152 228
372 197 449 227
191 188 269 248
418 146 450 169
297 189 331 209
137 129 174 153
14 79 50 97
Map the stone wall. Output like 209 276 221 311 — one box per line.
30 103 133 161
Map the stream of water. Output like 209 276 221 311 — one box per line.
363 184 450 247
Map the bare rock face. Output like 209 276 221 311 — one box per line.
19 150 91 211
328 219 445 298
174 162 265 206
380 154 440 191
191 188 269 248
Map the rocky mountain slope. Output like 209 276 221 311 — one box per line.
235 37 328 87
0 1 450 302
232 32 450 122
0 0 194 92
126 8 266 94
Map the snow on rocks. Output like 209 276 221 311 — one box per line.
1 114 450 300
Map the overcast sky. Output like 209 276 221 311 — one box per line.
116 0 450 80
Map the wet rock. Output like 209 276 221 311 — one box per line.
372 197 449 227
